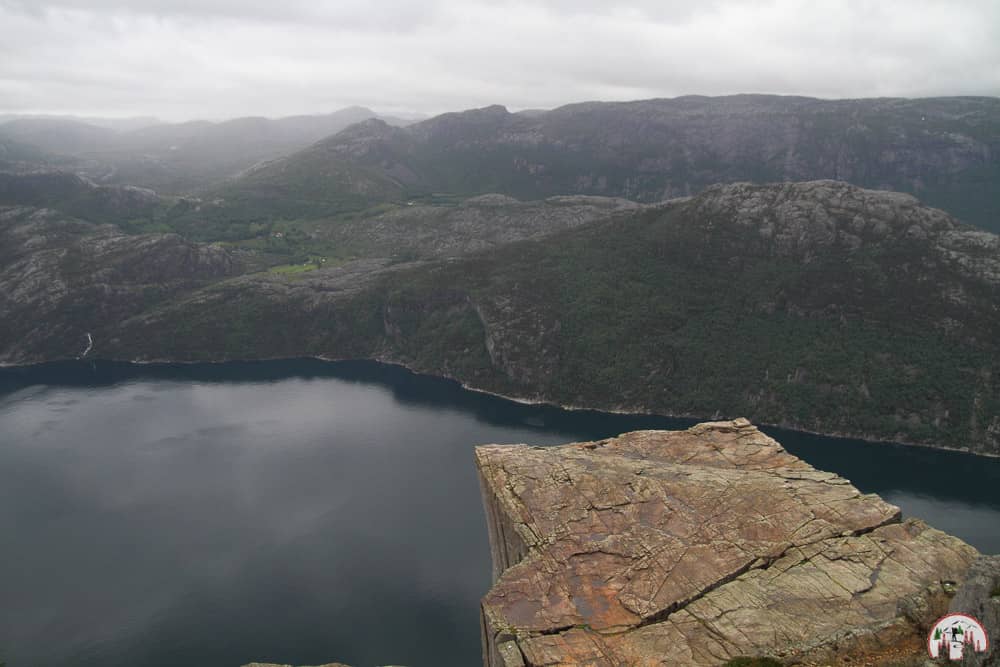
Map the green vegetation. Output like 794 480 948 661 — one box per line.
94 182 999 453
139 199 417 266
267 262 319 275
362 193 999 452
4 149 998 454
381 287 494 380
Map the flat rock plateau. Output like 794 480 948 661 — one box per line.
476 419 985 666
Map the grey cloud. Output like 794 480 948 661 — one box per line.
1 0 445 30
0 0 997 121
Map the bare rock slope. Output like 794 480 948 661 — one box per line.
476 419 980 666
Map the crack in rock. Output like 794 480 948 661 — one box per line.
476 420 979 666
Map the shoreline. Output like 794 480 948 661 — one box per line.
3 352 997 459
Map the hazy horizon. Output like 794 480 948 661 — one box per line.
2 0 998 122
0 105 426 126
5 91 1000 128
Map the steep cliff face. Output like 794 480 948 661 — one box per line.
476 420 980 666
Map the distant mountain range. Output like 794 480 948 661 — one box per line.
0 114 162 133
0 106 416 193
5 95 998 232
230 95 1000 232
2 94 999 455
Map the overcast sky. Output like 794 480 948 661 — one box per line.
1 0 998 122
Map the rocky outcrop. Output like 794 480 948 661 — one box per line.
325 194 643 259
689 180 1000 286
476 419 981 666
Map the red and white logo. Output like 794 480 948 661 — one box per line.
928 613 989 661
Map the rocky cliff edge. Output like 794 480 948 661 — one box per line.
476 419 982 666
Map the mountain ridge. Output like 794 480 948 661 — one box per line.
231 94 1000 231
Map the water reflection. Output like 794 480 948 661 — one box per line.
0 360 998 667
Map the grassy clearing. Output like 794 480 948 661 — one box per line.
267 262 319 275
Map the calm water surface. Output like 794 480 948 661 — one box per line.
1 359 999 667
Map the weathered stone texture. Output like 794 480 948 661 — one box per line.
476 419 980 666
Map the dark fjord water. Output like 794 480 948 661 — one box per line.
2 359 999 667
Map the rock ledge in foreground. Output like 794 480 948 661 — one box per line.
476 418 980 666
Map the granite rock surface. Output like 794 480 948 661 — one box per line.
476 419 980 666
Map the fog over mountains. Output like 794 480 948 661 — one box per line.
4 94 998 230
0 106 419 193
